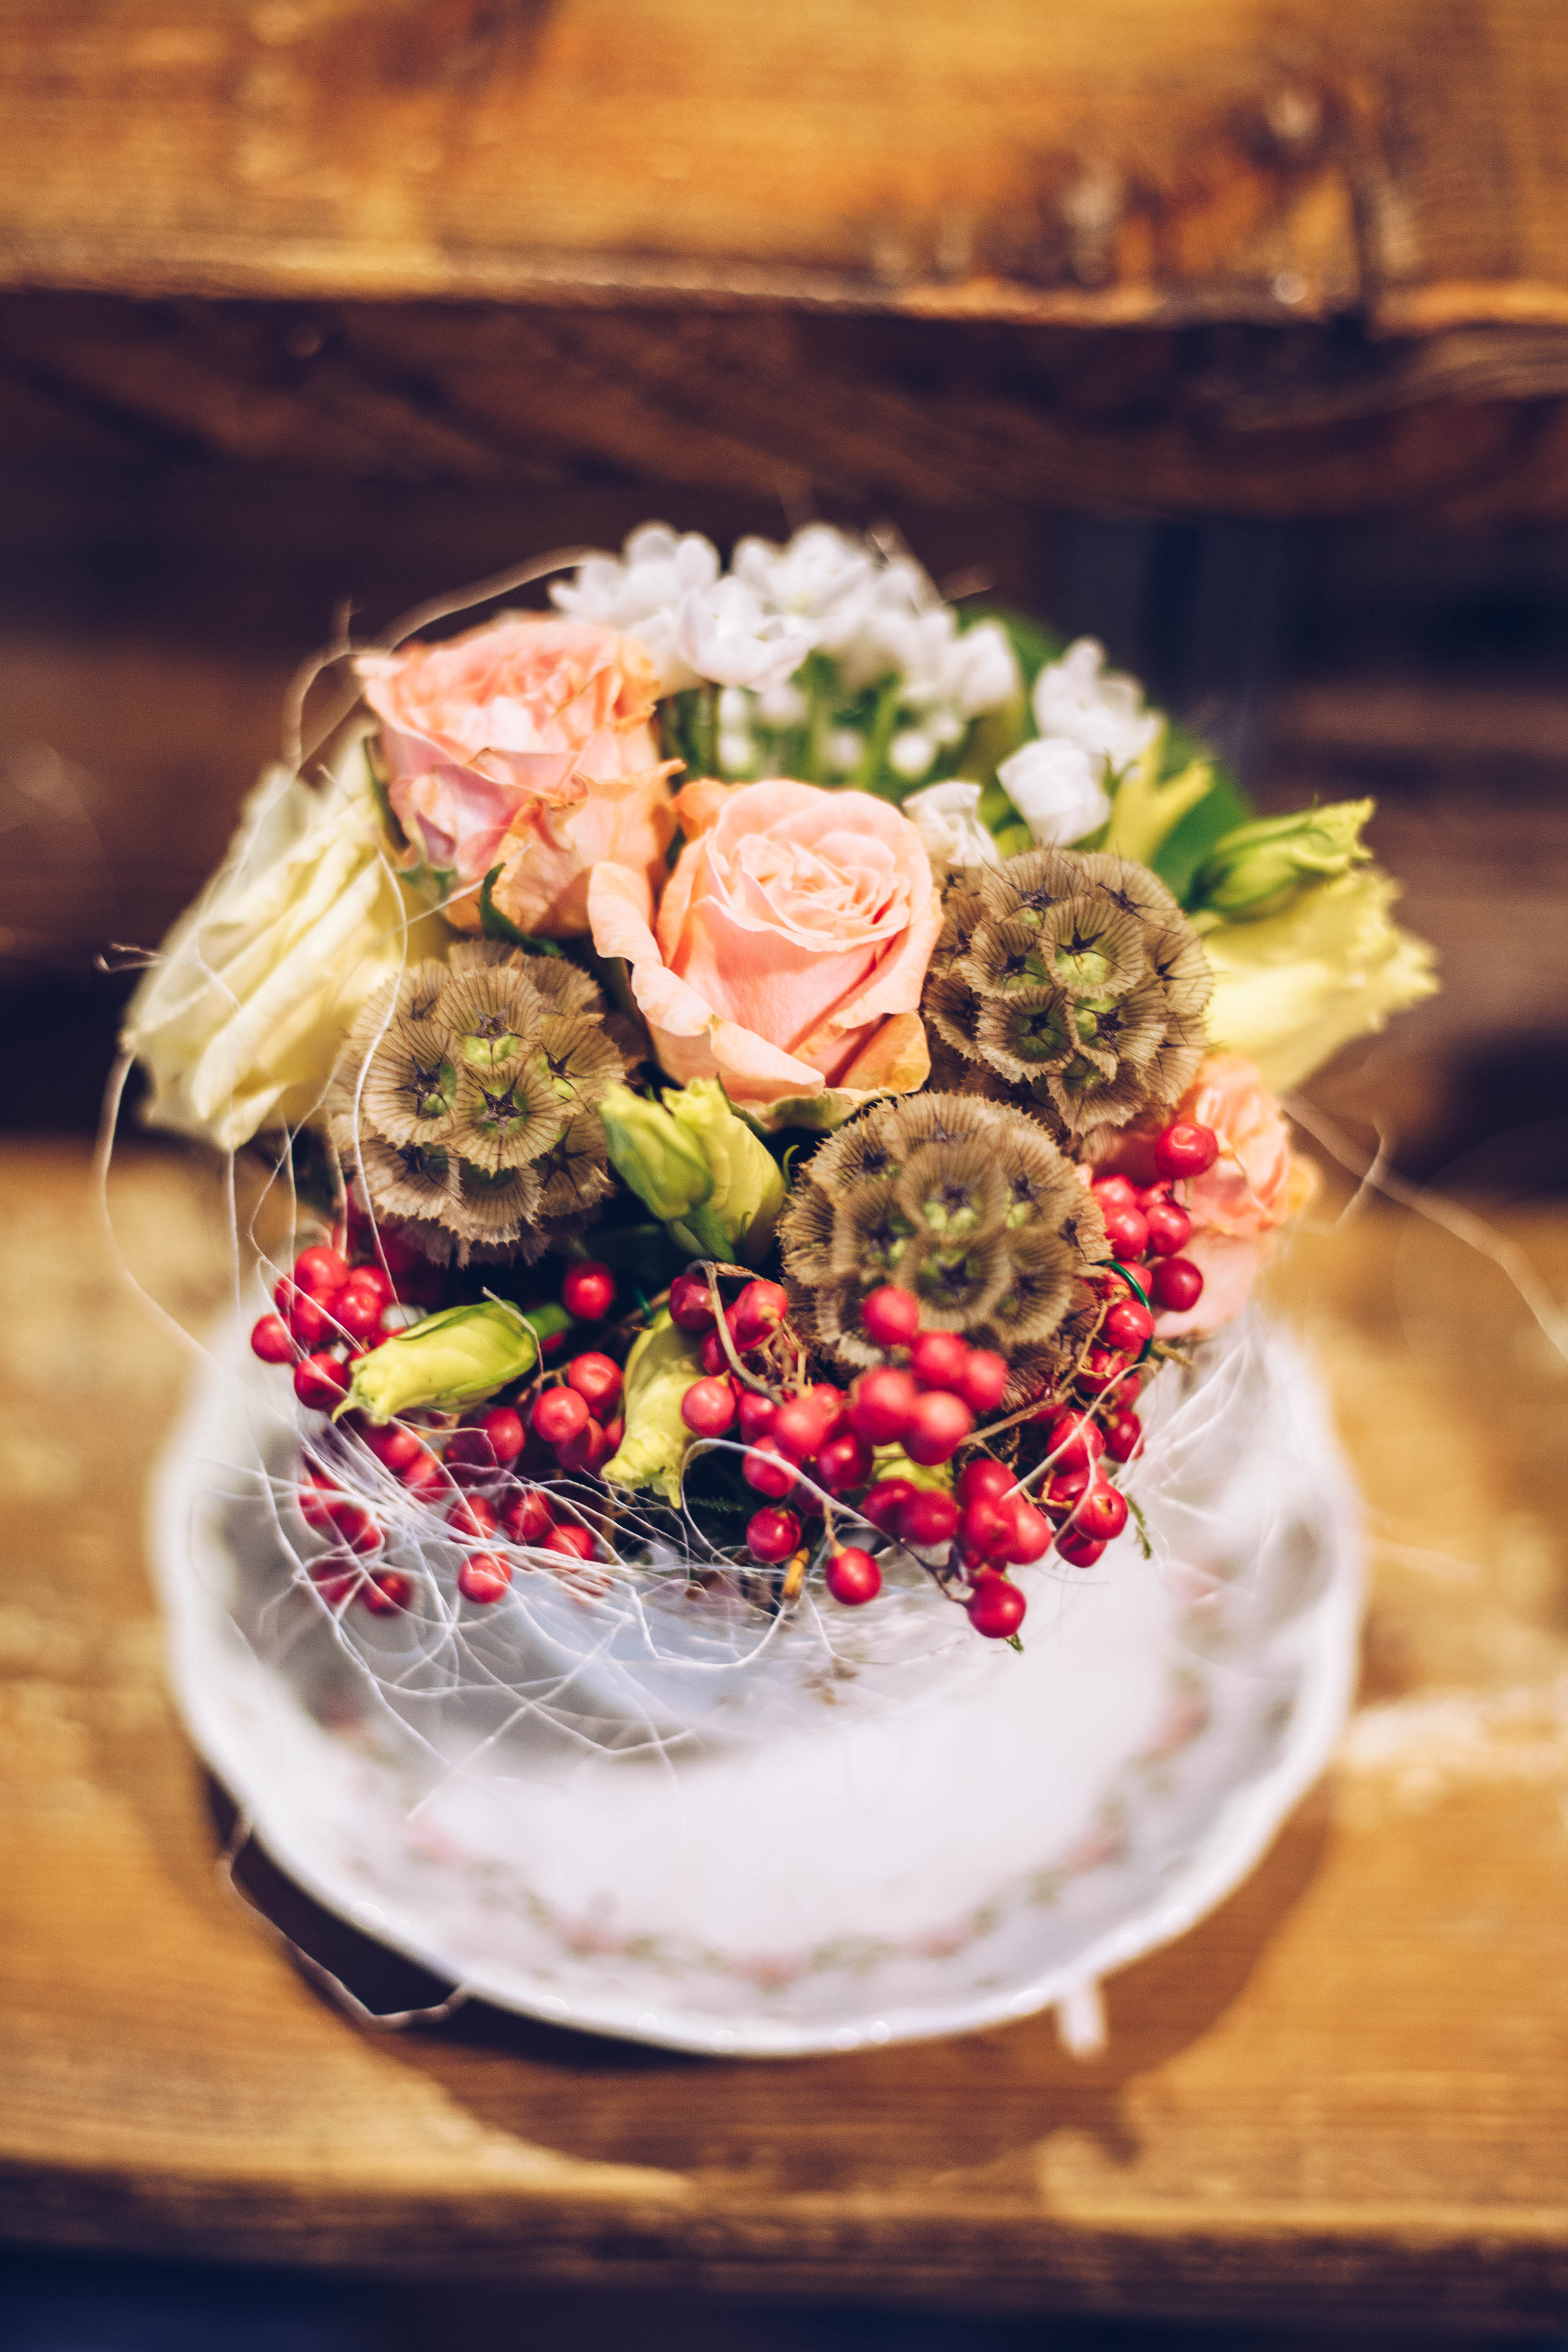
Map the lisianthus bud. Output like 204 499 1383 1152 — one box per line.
601 1310 706 1505
1191 800 1374 922
662 1080 785 1267
338 1297 570 1424
599 1083 713 1226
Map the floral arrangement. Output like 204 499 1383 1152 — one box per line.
124 523 1434 1649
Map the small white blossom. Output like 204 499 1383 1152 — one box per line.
1032 637 1160 777
674 577 820 694
718 729 756 774
867 609 1019 724
903 780 1001 877
733 524 877 629
997 738 1111 846
551 523 721 693
717 685 753 729
827 728 864 774
755 679 807 729
889 728 936 781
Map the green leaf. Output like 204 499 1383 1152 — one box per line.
478 866 562 953
1155 767 1254 903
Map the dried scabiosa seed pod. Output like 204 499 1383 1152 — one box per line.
779 1091 1106 1399
329 947 628 1264
920 846 1212 1135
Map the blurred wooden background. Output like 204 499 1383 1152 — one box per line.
1 0 1568 1179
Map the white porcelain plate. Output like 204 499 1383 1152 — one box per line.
151 1313 1361 2057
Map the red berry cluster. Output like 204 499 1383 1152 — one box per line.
1089 1118 1217 1325
270 1248 627 1620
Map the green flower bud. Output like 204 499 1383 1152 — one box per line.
1191 799 1374 922
600 1082 713 1225
338 1297 570 1424
663 1080 786 1268
601 1309 704 1506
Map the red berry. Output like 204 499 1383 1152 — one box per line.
738 1390 778 1443
282 1288 338 1349
904 1390 974 1466
562 1261 615 1320
446 1427 500 1485
1090 1174 1138 1212
543 1521 596 1563
960 1497 1016 1561
825 1547 882 1607
333 1285 386 1343
359 1570 413 1616
1154 1121 1219 1181
362 1421 422 1474
250 1313 294 1364
732 1279 788 1348
860 1285 921 1349
681 1376 738 1437
503 1487 554 1545
557 1415 615 1475
293 1245 349 1297
343 1263 394 1311
321 1499 377 1555
1135 1181 1173 1213
957 1456 1014 1507
1144 1199 1194 1257
1103 1298 1155 1353
898 1488 959 1547
1099 1204 1151 1261
400 1444 448 1496
602 1416 624 1452
861 1478 917 1535
815 1430 873 1494
294 1352 349 1411
1055 1526 1106 1569
566 1352 623 1418
743 1436 797 1498
1149 1256 1204 1313
480 1406 525 1464
1075 1482 1129 1542
532 1387 590 1447
910 1330 971 1392
1042 1408 1106 1473
802 1385 849 1443
1077 1345 1134 1396
848 1367 918 1446
458 1551 512 1605
1104 1409 1144 1464
448 1493 497 1542
967 1578 1026 1639
1007 1498 1054 1564
368 1226 422 1275
772 1397 829 1466
668 1272 716 1333
958 1350 1008 1416
746 1506 801 1564
699 1328 730 1377
1044 1467 1093 1523
297 1473 337 1535
308 1555 361 1608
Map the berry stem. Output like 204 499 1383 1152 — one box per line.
699 1261 786 1401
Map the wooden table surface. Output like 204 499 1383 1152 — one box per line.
1 1136 1565 2331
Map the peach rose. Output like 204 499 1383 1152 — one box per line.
588 778 941 1123
358 615 676 937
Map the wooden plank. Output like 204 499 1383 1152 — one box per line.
0 1139 1564 2325
0 0 1563 336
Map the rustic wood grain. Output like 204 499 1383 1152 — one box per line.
0 1140 1564 2325
0 0 1565 333
4 5 1568 523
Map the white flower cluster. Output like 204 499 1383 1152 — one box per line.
997 637 1162 848
552 522 1019 785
